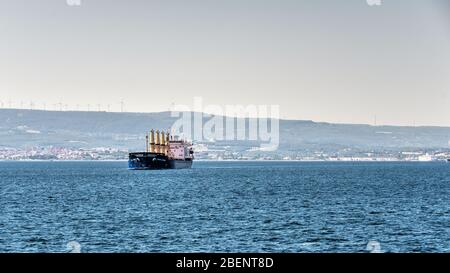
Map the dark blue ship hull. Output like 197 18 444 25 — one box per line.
128 152 193 170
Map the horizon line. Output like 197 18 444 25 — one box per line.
0 108 449 129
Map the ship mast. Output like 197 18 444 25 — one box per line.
166 131 170 156
155 130 160 153
150 129 155 153
160 130 166 155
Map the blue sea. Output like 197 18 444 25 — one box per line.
0 161 448 253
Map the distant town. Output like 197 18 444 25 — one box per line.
1 145 449 162
1 109 450 162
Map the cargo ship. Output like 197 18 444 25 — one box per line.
128 129 194 170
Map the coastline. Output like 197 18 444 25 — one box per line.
0 159 447 163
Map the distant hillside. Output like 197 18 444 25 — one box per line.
0 109 449 153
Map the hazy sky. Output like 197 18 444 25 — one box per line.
1 0 449 126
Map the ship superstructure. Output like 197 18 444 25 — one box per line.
128 129 193 170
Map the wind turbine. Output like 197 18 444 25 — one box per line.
119 100 125 112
